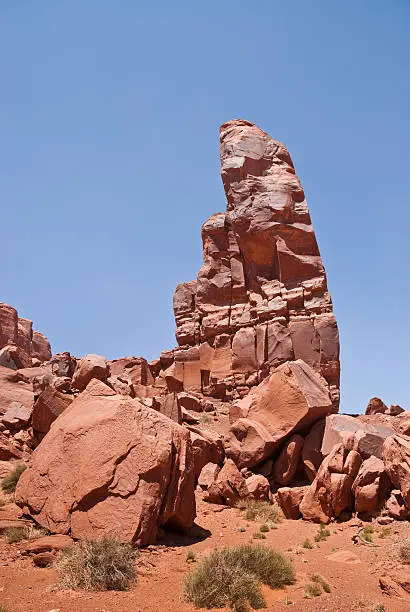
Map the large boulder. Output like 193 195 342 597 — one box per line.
225 360 333 468
302 419 325 481
71 354 108 391
277 485 309 519
382 434 410 508
188 426 224 479
273 434 304 485
300 443 353 523
16 383 196 546
32 387 73 443
352 456 388 513
322 413 394 459
365 397 388 415
203 459 248 506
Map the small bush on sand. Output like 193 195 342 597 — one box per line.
237 499 281 524
311 573 331 593
1 464 26 494
4 526 29 544
361 525 374 543
55 538 138 591
186 551 196 563
302 538 313 549
252 532 266 540
305 582 322 598
399 539 410 564
314 523 330 542
378 527 392 539
373 606 385 612
183 543 295 611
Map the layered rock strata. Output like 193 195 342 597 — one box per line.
171 120 340 406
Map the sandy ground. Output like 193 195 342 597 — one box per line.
1 493 409 612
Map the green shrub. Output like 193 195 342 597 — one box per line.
55 538 138 591
237 500 281 524
314 523 330 542
4 526 29 544
183 543 295 611
361 525 374 543
302 538 313 549
1 464 26 494
259 524 269 533
378 527 391 539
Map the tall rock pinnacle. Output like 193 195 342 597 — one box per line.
173 120 340 408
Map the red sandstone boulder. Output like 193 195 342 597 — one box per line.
32 387 73 443
277 486 309 519
225 360 333 468
302 419 325 481
203 459 248 506
188 426 224 479
273 434 304 485
300 443 353 523
382 434 410 508
198 462 220 490
31 332 52 363
365 397 388 415
16 384 196 546
50 352 76 378
245 474 270 500
71 354 108 391
386 489 410 520
352 456 388 513
322 413 394 459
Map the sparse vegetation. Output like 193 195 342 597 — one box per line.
238 527 246 533
199 414 213 425
186 551 196 563
302 538 313 549
314 523 330 542
399 539 410 564
237 499 281 524
55 538 138 591
378 527 392 539
1 464 26 494
311 573 331 593
372 605 385 612
252 531 266 540
4 526 29 544
259 524 269 533
183 543 295 611
305 582 322 598
361 525 374 543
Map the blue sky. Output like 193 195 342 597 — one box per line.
1 1 409 414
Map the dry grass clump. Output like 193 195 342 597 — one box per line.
302 538 313 549
4 526 29 544
311 573 331 593
360 525 374 543
1 464 26 494
399 539 410 564
55 538 138 591
183 543 295 611
237 499 281 524
305 582 322 598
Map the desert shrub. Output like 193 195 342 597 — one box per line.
55 538 138 591
372 606 385 612
399 539 410 564
259 524 269 533
378 527 391 539
305 582 322 598
314 523 330 542
361 525 374 543
252 532 266 540
4 526 29 544
0 606 8 612
302 538 313 549
183 543 295 611
238 527 246 533
186 551 196 563
237 499 281 524
311 573 331 593
199 414 213 425
1 464 26 494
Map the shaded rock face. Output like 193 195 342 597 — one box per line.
172 120 339 405
0 303 51 368
16 383 196 546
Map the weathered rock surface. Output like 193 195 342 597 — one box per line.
0 302 51 368
322 413 394 459
302 419 325 481
71 354 109 391
0 366 34 417
16 383 196 546
382 434 410 508
352 456 388 513
203 459 248 506
273 434 304 485
171 120 339 405
224 359 333 468
32 387 73 443
276 485 309 519
245 474 270 500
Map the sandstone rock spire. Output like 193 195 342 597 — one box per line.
173 119 340 407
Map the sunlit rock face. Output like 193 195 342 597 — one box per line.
173 119 340 408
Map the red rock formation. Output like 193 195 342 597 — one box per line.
0 302 52 368
171 120 339 406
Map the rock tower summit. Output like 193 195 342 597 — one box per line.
173 119 340 408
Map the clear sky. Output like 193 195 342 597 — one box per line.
1 1 409 414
